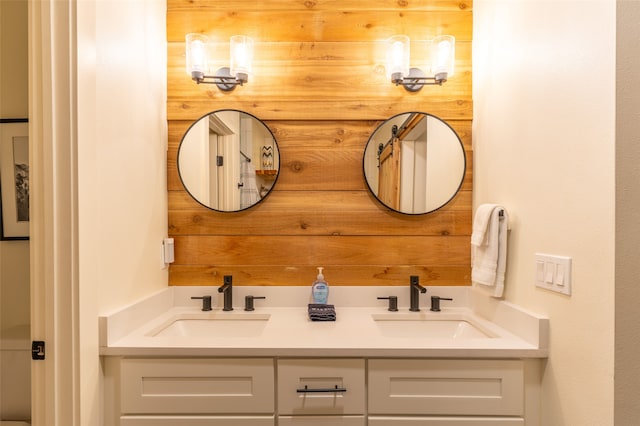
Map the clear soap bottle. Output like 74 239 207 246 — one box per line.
311 267 329 305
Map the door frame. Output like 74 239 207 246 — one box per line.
29 0 79 424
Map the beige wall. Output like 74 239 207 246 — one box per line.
75 0 168 423
0 0 28 118
78 0 168 315
0 0 29 332
474 1 615 424
615 1 640 424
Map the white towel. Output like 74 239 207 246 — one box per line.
471 204 508 298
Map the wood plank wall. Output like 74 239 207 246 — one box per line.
167 0 473 287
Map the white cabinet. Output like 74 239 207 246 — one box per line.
278 417 365 426
121 358 274 414
107 358 275 426
369 359 523 416
369 359 531 425
105 357 539 426
368 418 524 425
120 416 275 426
277 358 366 425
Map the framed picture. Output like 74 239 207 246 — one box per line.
0 119 29 240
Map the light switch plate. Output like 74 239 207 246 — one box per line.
535 253 571 296
162 237 175 268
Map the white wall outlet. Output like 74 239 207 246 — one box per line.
535 253 571 296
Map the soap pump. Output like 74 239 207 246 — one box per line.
311 267 329 305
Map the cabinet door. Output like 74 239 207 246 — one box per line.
368 417 524 425
120 358 274 414
277 359 365 415
120 416 275 426
369 359 524 416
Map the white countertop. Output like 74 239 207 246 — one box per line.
99 286 548 358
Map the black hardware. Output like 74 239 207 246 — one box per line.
237 182 244 188
240 150 251 162
430 296 453 312
296 385 347 393
216 155 223 166
191 295 212 311
219 275 233 311
409 275 427 312
191 67 246 91
377 296 398 312
32 341 45 360
245 295 266 311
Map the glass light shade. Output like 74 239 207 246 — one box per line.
386 35 410 81
230 35 254 80
186 33 209 76
430 35 455 78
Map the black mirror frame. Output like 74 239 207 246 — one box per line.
177 109 281 213
363 112 466 215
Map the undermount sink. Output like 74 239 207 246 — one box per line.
371 313 496 339
147 312 271 338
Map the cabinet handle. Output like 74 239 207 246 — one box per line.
296 385 347 393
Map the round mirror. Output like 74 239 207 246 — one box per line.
363 112 466 215
178 109 280 212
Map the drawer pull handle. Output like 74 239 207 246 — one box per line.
296 385 347 393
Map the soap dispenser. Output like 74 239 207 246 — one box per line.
311 267 329 305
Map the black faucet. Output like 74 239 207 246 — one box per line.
191 295 212 311
377 296 398 312
430 296 453 312
409 275 427 312
218 275 233 311
244 295 266 311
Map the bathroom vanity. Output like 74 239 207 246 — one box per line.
100 286 547 426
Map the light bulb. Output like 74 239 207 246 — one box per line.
230 35 254 82
186 33 209 78
431 35 455 80
386 35 410 82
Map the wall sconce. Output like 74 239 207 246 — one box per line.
386 35 455 92
186 34 254 91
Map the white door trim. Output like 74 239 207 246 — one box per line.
28 0 80 424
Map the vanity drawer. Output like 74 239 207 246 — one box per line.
368 418 523 425
277 358 365 415
120 358 274 414
368 359 524 416
278 416 365 426
120 416 274 426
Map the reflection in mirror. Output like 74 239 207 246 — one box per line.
363 112 465 215
178 110 280 212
